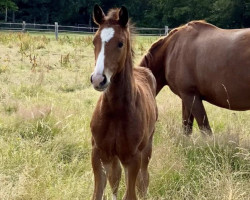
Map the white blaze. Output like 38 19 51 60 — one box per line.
101 27 115 42
94 28 115 76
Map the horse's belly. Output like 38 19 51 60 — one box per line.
201 83 250 111
195 60 250 110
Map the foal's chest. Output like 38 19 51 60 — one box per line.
91 115 144 158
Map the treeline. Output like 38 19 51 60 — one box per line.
1 0 250 28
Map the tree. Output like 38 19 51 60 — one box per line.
243 0 250 27
2 0 248 29
0 0 18 22
207 0 245 28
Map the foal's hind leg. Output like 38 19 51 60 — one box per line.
182 101 194 135
181 93 212 135
104 156 122 200
136 135 153 199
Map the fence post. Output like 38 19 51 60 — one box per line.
22 21 26 32
165 26 169 35
55 22 58 40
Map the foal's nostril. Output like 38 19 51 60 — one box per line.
90 75 93 83
100 75 107 86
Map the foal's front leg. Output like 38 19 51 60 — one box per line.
105 156 122 200
123 153 141 200
92 147 107 200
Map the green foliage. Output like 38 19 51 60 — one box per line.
208 0 245 28
137 0 248 28
0 0 18 12
2 0 248 28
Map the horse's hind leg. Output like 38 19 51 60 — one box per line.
136 135 153 199
182 101 194 135
181 93 212 135
104 156 122 200
92 147 107 200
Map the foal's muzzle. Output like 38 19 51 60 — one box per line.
90 74 108 91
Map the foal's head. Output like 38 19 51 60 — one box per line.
90 5 131 91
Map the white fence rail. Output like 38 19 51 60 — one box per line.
0 22 169 39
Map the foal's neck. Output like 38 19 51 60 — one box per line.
104 51 136 109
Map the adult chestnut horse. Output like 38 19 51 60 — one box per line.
90 5 157 200
140 20 250 135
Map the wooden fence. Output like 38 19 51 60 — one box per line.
0 22 170 39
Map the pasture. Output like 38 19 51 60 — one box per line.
0 32 249 200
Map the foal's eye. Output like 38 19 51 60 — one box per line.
118 42 123 48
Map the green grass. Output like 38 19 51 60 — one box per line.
0 32 249 200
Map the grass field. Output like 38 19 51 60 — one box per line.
0 32 249 200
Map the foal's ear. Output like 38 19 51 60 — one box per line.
93 4 105 25
119 6 128 27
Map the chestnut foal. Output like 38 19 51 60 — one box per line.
90 5 158 200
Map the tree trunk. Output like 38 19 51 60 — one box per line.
5 7 8 22
89 14 91 26
12 11 15 22
46 13 49 23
